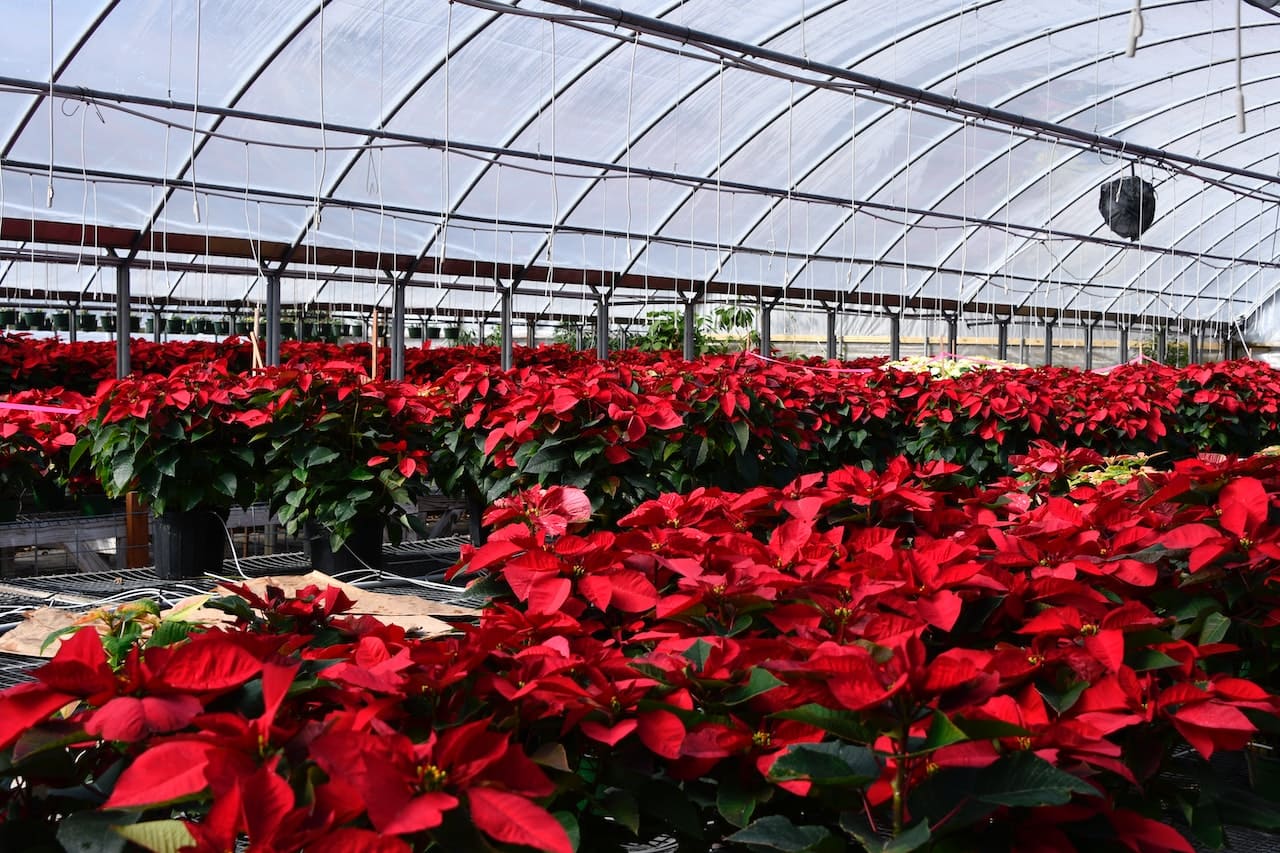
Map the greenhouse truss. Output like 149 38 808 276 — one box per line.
1 0 1280 371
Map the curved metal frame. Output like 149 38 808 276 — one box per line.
796 27 1278 304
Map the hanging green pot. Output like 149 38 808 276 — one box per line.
409 325 424 340
197 319 215 335
77 312 98 331
0 309 15 327
279 321 296 339
21 310 44 329
427 326 443 339
167 316 186 333
144 318 156 333
130 316 142 333
444 326 461 340
214 320 231 336
51 312 71 331
100 315 117 333
233 320 250 335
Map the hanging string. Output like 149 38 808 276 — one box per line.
625 31 638 265
438 0 453 279
46 0 55 207
190 0 201 223
315 0 327 228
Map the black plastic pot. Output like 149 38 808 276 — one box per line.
51 312 71 331
427 326 442 339
214 320 231 336
77 312 98 331
0 309 15 327
303 516 383 573
409 325 424 340
150 508 229 579
234 320 251 336
100 315 117 332
130 316 142 333
167 317 186 333
21 311 44 328
444 327 461 340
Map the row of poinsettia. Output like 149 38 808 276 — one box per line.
8 353 1280 530
0 335 686 393
3 448 1279 850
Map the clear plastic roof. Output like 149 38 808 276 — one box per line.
1 0 1278 331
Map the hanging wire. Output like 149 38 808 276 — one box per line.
46 0 55 208
1235 0 1247 133
190 0 201 223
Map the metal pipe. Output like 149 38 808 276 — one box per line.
825 308 838 360
1156 327 1168 363
1043 319 1055 366
116 265 130 379
266 273 282 367
760 304 773 356
1189 329 1200 364
889 312 901 360
391 278 407 380
501 286 514 371
1118 325 1130 364
1083 322 1095 371
596 294 609 360
945 315 959 355
683 299 697 360
526 317 536 348
996 320 1009 361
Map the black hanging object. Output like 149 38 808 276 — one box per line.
1099 175 1156 241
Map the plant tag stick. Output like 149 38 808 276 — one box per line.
249 305 264 370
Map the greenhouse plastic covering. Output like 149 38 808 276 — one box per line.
0 0 1279 336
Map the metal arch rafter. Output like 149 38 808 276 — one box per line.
603 0 1126 297
1003 79 1280 317
273 2 524 273
0 0 121 159
1092 126 1280 321
790 23 1279 304
509 0 1019 293
402 0 853 292
123 1 340 265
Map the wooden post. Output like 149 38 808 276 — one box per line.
123 492 150 568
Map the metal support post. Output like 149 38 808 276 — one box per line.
390 277 406 380
116 265 131 378
525 318 536 348
1043 318 1055 366
500 285 514 371
265 273 282 367
759 304 773 356
945 314 958 355
1118 324 1130 364
1083 322 1095 371
1189 328 1200 364
682 298 697 360
1156 326 1168 363
67 302 77 344
825 308 838 360
596 294 609 360
996 320 1009 361
888 312 901 360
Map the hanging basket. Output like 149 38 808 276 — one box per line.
214 320 231 336
233 320 251 335
303 516 383 573
100 315 117 333
20 311 44 329
149 508 229 580
77 312 98 332
166 317 186 333
279 321 297 339
0 309 15 328
130 316 142 333
409 325 424 340
443 326 461 340
427 326 443 339
51 312 71 331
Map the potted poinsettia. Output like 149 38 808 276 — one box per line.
76 363 259 578
247 363 434 572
